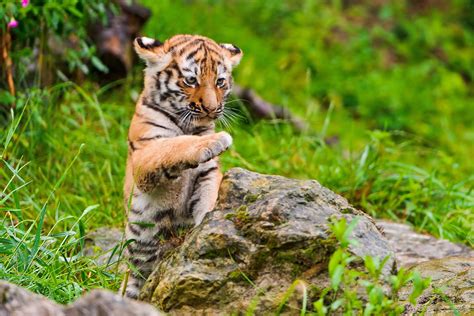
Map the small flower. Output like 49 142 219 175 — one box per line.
21 0 29 7
8 17 18 29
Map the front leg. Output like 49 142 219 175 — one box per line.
187 159 223 226
130 131 232 192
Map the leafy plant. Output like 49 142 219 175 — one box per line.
0 0 111 107
311 217 431 315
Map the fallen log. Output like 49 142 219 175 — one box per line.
233 85 308 131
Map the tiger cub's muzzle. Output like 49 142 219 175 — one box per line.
188 102 224 120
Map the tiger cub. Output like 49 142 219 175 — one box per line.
121 34 243 299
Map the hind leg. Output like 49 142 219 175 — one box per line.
120 247 158 299
120 221 160 299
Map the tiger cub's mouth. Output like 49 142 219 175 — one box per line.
186 104 224 121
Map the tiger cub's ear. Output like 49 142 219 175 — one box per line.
134 37 170 69
219 43 243 68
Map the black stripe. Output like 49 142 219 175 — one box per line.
130 257 146 266
163 169 179 180
187 166 218 215
130 254 158 266
135 239 159 247
171 64 184 79
128 140 136 151
188 197 200 215
170 64 184 77
155 71 163 91
185 47 202 60
156 79 162 91
165 87 183 95
143 103 181 128
130 208 142 215
180 40 203 55
138 135 163 141
161 73 183 94
170 36 194 49
125 290 138 299
165 69 173 78
230 45 241 54
143 121 174 131
171 37 197 53
127 244 156 255
205 46 221 56
220 43 241 55
128 223 142 236
153 208 174 222
191 166 218 193
161 71 170 88
137 37 162 49
197 167 218 180
192 126 211 135
146 254 158 263
160 92 171 102
169 101 180 111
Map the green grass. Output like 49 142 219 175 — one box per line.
1 85 126 302
0 0 473 306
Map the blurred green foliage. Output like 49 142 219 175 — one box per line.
142 0 473 167
138 0 473 241
0 0 111 94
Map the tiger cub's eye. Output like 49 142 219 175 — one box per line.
184 77 197 86
216 78 226 88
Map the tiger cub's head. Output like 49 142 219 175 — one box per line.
134 34 243 126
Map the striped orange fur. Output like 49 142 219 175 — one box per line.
121 34 242 299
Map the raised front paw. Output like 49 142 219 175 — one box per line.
198 132 233 163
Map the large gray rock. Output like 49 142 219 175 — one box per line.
0 281 163 316
139 168 395 314
376 220 474 267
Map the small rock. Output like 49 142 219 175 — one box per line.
84 227 124 268
0 281 164 316
402 257 473 315
377 220 474 267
